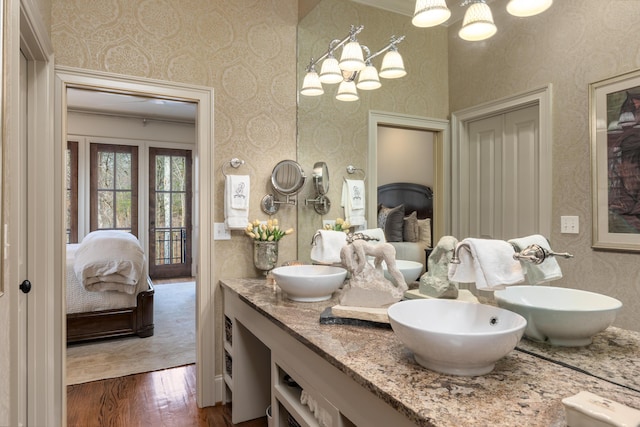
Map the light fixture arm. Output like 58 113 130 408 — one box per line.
305 25 364 71
365 35 406 62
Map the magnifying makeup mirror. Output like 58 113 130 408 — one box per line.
261 160 306 214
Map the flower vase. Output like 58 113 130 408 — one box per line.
253 240 278 274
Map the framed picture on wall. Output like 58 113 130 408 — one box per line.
590 68 640 251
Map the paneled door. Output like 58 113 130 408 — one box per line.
458 104 540 239
149 147 193 279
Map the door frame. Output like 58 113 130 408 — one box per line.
367 111 450 240
450 85 553 238
6 0 56 425
54 67 216 412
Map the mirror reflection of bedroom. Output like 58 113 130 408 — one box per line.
64 88 197 386
376 124 435 272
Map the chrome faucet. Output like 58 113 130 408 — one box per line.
450 241 470 264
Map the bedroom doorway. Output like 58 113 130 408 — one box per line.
367 111 450 240
55 66 217 411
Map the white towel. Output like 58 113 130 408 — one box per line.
508 234 562 284
448 238 524 291
224 175 250 230
341 179 366 225
311 230 348 264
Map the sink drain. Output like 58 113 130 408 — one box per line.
489 316 499 326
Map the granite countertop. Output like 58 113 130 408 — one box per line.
221 278 640 427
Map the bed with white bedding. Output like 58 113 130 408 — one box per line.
66 231 154 343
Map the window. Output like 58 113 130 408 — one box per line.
66 141 79 243
90 143 139 236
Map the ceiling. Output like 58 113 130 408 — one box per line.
67 88 197 124
350 0 480 25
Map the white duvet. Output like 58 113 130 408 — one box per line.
74 230 145 294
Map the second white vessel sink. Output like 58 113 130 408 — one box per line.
271 265 347 302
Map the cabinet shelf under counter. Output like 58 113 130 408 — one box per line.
221 278 640 427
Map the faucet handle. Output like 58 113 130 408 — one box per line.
513 245 573 264
513 244 574 265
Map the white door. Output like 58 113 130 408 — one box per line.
458 104 540 240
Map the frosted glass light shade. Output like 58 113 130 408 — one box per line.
319 56 343 84
459 2 497 41
300 71 324 96
412 0 451 27
339 41 366 72
379 50 406 79
506 0 552 17
357 65 381 90
336 80 359 102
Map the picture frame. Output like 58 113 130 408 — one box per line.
590 68 640 251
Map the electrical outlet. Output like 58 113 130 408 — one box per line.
560 216 579 234
213 222 231 240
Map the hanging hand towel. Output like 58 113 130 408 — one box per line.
341 179 366 226
224 175 250 230
310 230 348 264
508 234 562 284
448 238 524 291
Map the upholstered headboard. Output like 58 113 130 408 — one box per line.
377 182 433 220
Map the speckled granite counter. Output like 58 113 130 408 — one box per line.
221 278 640 427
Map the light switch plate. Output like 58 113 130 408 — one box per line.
213 222 231 240
560 216 579 234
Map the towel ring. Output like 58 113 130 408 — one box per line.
222 158 245 177
346 165 366 180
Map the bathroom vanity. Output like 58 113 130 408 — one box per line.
221 278 640 426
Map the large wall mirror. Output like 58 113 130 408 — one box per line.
295 0 640 394
296 0 450 263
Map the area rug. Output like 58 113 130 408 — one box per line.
66 281 196 385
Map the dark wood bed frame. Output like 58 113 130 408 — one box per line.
378 182 435 268
377 182 433 221
66 277 155 343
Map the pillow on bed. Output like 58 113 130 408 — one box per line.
377 204 405 242
417 218 432 247
403 211 419 242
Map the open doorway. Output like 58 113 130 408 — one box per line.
54 66 217 409
367 111 450 240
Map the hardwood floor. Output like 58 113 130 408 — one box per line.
67 364 268 427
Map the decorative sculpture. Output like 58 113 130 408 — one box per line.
419 236 459 298
339 236 407 308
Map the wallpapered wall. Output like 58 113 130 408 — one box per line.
51 0 298 385
296 0 449 262
449 0 640 331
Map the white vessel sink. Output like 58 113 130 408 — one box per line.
382 260 423 285
271 265 347 302
387 299 526 376
494 286 622 347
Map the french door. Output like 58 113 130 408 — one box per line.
149 147 193 278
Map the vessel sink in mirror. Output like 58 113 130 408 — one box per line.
388 299 526 376
382 260 422 285
494 286 622 347
271 265 347 302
